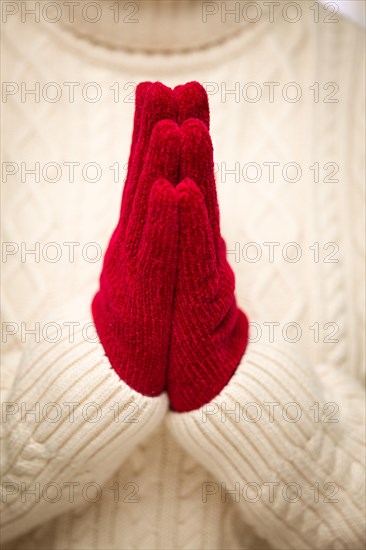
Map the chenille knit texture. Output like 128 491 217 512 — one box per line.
169 116 250 411
1 3 365 549
92 81 181 396
93 78 249 409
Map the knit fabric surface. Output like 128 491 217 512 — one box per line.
1 2 365 548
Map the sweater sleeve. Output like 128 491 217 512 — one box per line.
167 341 365 550
0 303 168 544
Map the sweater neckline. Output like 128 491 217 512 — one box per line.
39 17 267 75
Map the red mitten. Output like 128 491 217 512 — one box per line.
168 118 250 412
92 82 180 396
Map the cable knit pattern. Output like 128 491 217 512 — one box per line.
1 2 365 548
313 20 347 370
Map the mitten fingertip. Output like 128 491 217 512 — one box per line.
174 81 210 128
176 177 204 204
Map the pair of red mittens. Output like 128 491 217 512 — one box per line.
92 82 249 412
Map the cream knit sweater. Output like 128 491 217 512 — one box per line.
1 1 365 549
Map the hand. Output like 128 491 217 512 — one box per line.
93 80 249 405
92 82 180 396
168 117 250 412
